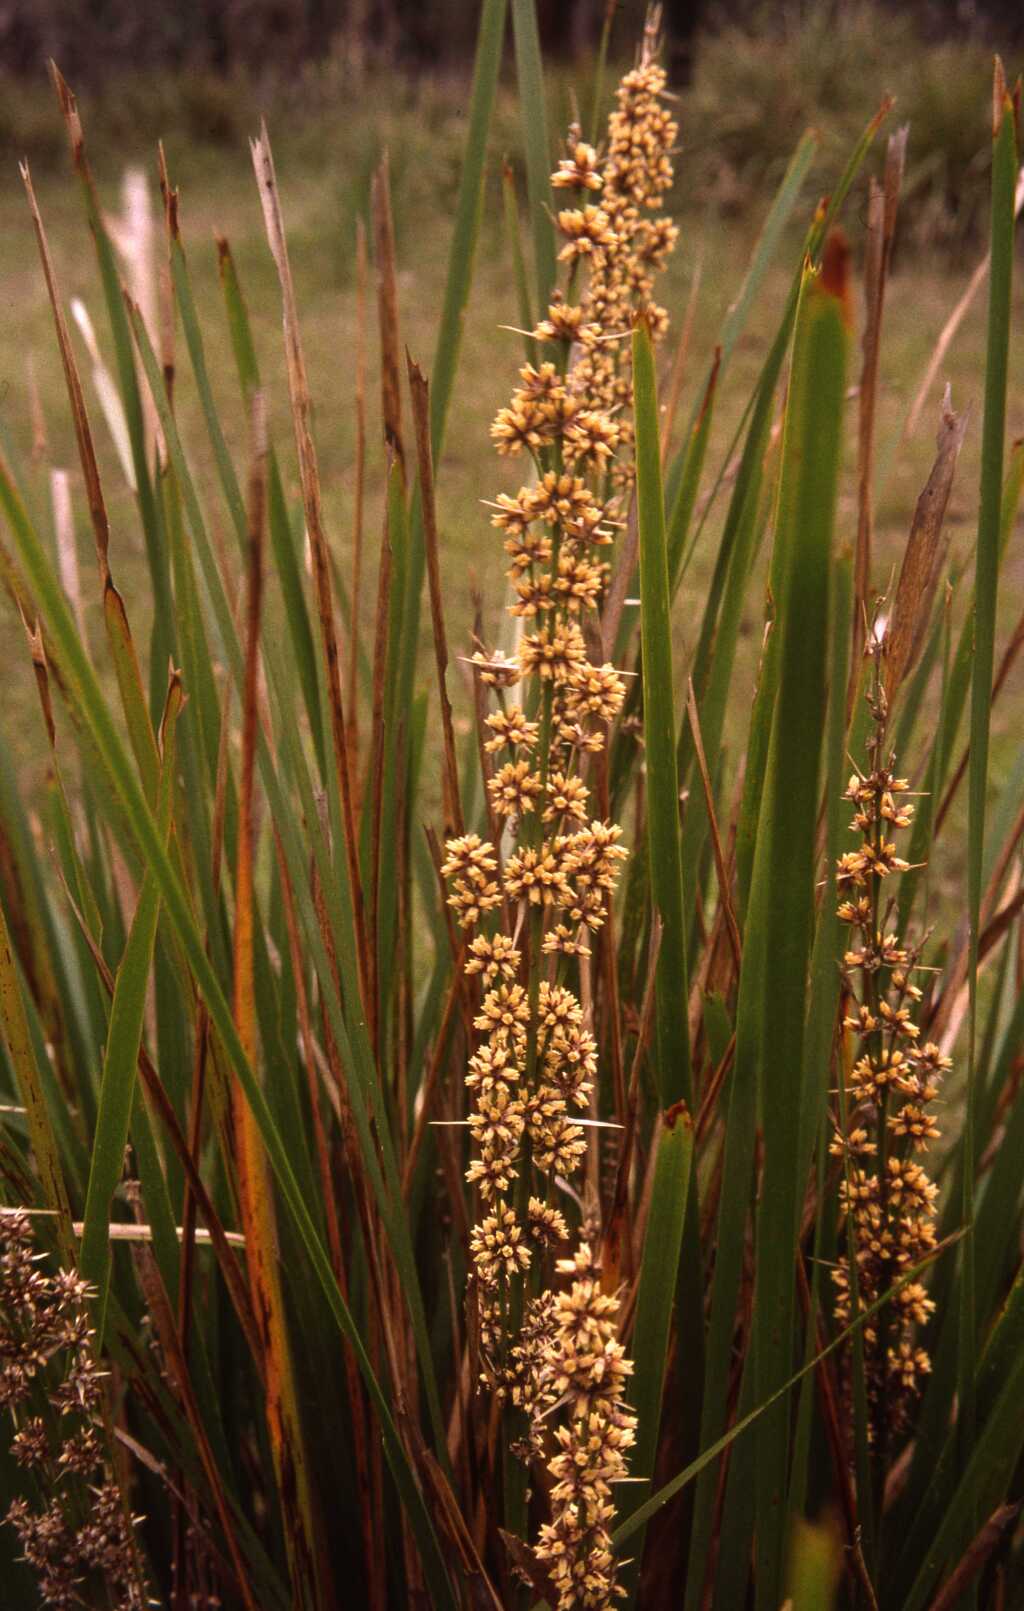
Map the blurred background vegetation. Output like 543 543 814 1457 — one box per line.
0 0 1021 870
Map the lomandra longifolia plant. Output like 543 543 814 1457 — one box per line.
0 0 1023 1606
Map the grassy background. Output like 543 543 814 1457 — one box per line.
0 1 1021 873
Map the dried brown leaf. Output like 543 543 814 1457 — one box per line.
883 386 968 699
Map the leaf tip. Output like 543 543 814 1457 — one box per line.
819 228 853 329
662 1099 692 1133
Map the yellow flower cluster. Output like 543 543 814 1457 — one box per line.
532 1245 637 1610
440 28 679 1607
563 58 679 487
831 693 949 1434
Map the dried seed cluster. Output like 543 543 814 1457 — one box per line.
831 674 948 1433
0 1211 148 1609
441 29 678 1608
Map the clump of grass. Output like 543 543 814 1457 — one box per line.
0 6 1022 1609
685 0 997 252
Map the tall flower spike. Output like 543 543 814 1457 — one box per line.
831 640 947 1446
439 22 677 1607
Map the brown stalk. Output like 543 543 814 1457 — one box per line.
852 126 907 672
694 1032 736 1146
113 1425 237 1593
407 355 465 840
176 1005 210 1363
935 600 1024 834
883 387 968 700
978 1054 1024 1175
394 715 415 1146
155 145 177 405
21 163 110 581
347 215 369 799
372 154 406 479
271 828 385 1611
233 394 335 1608
20 609 57 753
132 1246 261 1611
590 743 626 1126
251 124 369 1017
26 353 48 462
404 841 472 1252
308 804 412 1427
365 467 395 1042
416 1447 505 1611
905 168 1024 441
927 1503 1021 1611
794 1257 860 1556
424 822 476 1041
21 161 165 815
929 880 1024 1050
273 835 345 1285
401 960 466 1199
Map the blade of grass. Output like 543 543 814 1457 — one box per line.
428 0 508 458
853 128 907 664
80 672 183 1347
510 0 555 314
348 216 369 784
501 161 536 364
957 65 1017 1538
620 1102 694 1604
633 315 691 1109
751 238 849 1611
50 66 173 720
633 312 706 1579
408 358 464 841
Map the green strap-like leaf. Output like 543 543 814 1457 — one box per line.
620 1106 694 1602
79 678 182 1344
633 318 692 1109
958 84 1018 1524
750 256 848 1610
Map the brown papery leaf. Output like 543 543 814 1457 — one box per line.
883 385 968 700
